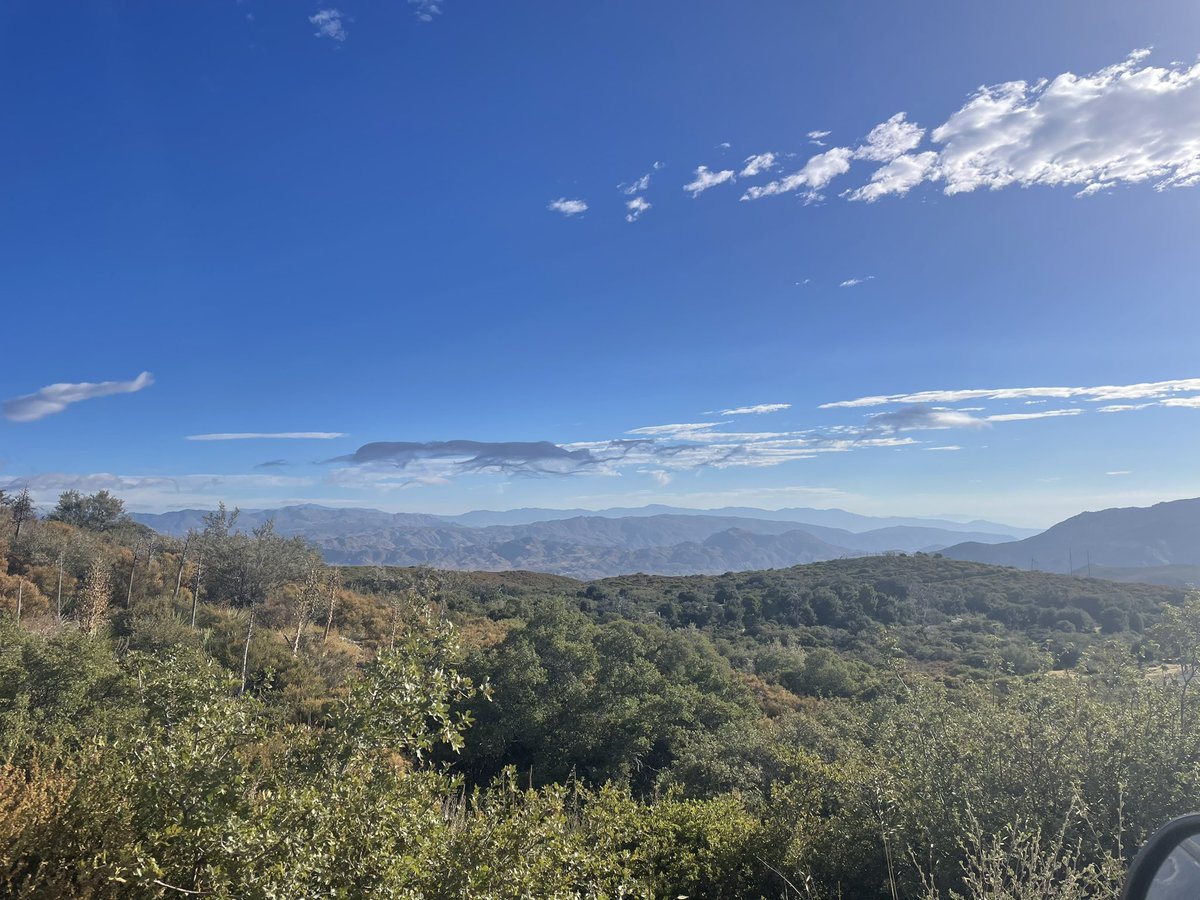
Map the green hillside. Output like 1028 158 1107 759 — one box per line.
2 491 1199 898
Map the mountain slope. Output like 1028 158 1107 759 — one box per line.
942 498 1200 574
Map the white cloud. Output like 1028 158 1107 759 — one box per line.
1161 396 1200 408
408 0 442 22
309 9 347 41
854 112 925 162
621 172 652 194
839 275 874 287
687 51 1200 207
625 195 651 222
4 371 155 422
739 152 778 177
926 445 962 451
627 422 725 437
716 142 731 150
741 146 854 201
186 432 346 441
984 409 1084 422
720 403 791 416
822 377 1200 409
847 151 939 202
1106 470 1132 476
808 130 831 146
548 197 588 216
859 50 1200 200
1096 404 1152 413
683 166 735 196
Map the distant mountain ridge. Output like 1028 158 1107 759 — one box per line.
941 498 1200 580
443 504 1039 536
131 504 1028 579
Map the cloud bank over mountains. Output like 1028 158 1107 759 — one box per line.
5 377 1197 509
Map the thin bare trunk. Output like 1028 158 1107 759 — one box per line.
15 578 23 625
125 542 139 607
240 608 255 695
191 551 204 627
173 535 191 601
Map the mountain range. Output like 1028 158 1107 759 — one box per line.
131 505 1024 580
130 498 1200 585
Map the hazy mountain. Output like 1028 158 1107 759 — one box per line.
445 504 1039 537
941 498 1200 575
133 504 1025 578
316 526 852 580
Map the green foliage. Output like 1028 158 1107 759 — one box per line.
47 491 128 532
456 599 753 792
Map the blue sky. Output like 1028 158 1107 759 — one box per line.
2 0 1199 526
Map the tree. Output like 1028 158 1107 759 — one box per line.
8 489 35 539
47 490 127 531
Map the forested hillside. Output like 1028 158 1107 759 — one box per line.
4 490 1200 898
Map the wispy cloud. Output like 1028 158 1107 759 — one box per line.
1106 470 1132 476
308 375 1194 494
625 195 651 222
408 0 442 22
186 432 345 441
683 166 735 196
839 275 874 287
739 153 778 177
548 197 588 216
822 377 1200 409
255 459 291 469
4 371 154 422
309 9 347 41
808 130 831 146
741 147 854 202
720 403 791 416
984 409 1084 422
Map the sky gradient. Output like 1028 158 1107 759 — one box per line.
2 0 1199 527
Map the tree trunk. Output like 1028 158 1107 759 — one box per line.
191 551 204 627
240 608 255 695
125 542 139 607
173 535 191 601
15 578 23 625
292 596 309 656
